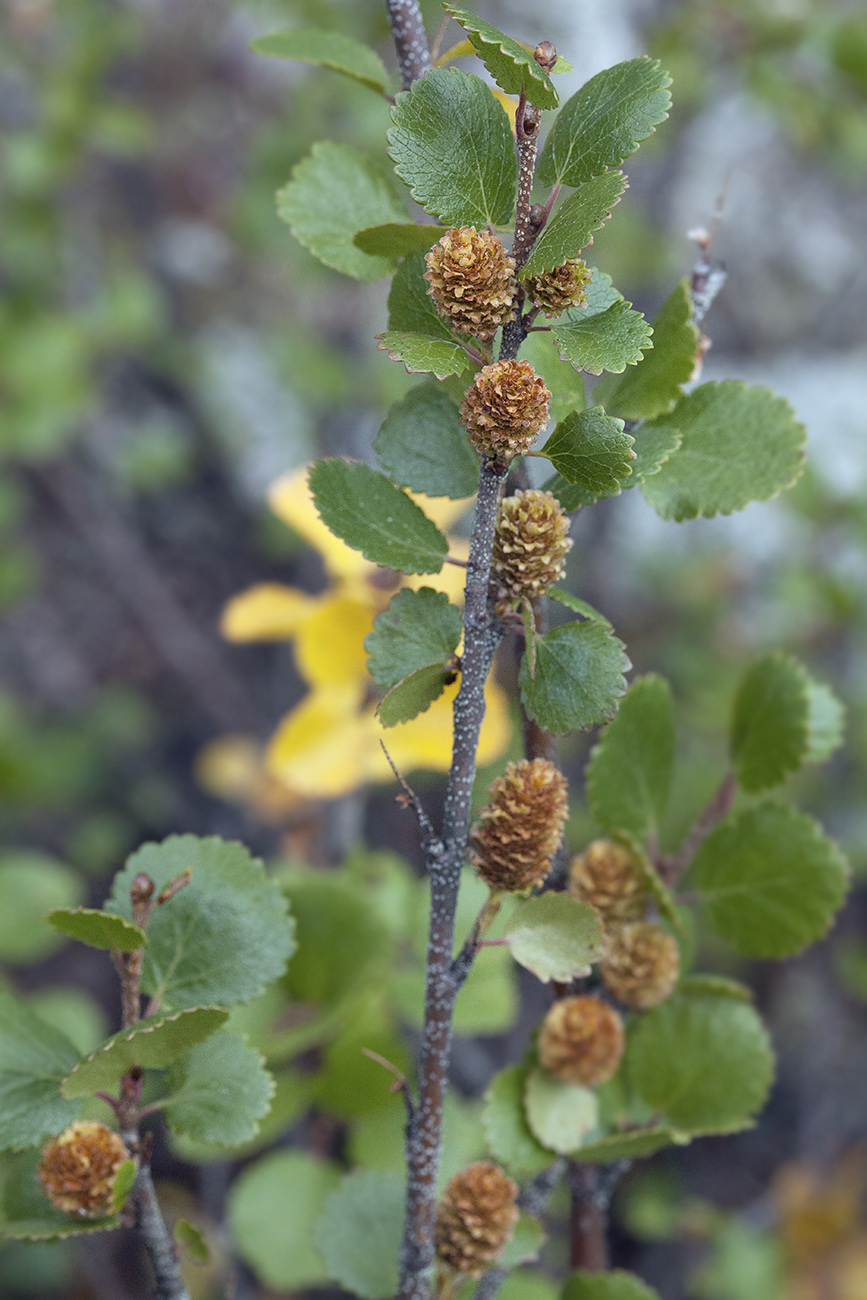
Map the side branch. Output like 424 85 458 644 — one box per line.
386 0 431 90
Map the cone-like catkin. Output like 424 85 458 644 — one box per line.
459 360 551 462
435 1162 519 1276
38 1122 131 1218
424 227 516 338
492 489 572 614
569 839 648 926
470 758 568 893
524 259 593 316
538 995 625 1086
598 921 680 1010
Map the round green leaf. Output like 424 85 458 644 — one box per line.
388 67 518 228
354 223 442 256
482 1063 554 1177
174 1217 209 1264
61 1008 228 1099
541 406 634 495
627 990 774 1131
111 1159 136 1214
499 1212 546 1269
521 173 627 279
366 587 463 688
45 907 146 954
162 1032 274 1147
277 142 406 280
109 835 295 1011
504 894 604 983
443 7 558 109
586 674 675 840
0 853 82 962
374 383 479 499
519 619 630 735
309 459 449 574
568 1127 686 1165
524 1067 599 1155
0 994 81 1152
378 664 453 726
229 1150 338 1289
313 1170 404 1300
804 680 845 765
538 57 672 187
641 381 806 521
626 425 682 483
280 870 390 1010
550 299 652 376
692 804 849 958
376 331 472 379
387 250 456 339
563 1268 662 1300
594 280 697 421
252 28 389 93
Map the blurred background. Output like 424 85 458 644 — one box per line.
1 0 866 1296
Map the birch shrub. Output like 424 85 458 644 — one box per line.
0 5 850 1300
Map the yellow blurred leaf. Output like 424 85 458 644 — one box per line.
266 686 379 798
295 595 375 688
221 583 313 641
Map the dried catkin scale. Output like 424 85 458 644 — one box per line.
38 1121 132 1218
598 921 681 1010
538 995 625 1086
525 259 594 317
424 227 516 339
470 757 568 893
459 360 551 462
435 1162 519 1276
492 489 573 614
569 838 649 926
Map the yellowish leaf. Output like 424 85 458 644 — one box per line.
221 583 313 641
294 595 376 688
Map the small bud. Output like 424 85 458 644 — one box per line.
538 995 625 1086
520 103 542 138
534 41 558 71
459 360 551 462
38 1122 132 1219
598 921 680 1010
424 227 516 339
528 203 546 231
491 489 573 614
470 758 568 893
435 1162 519 1276
525 259 593 317
569 839 648 926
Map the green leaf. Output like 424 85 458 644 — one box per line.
520 620 630 735
521 173 627 279
374 383 479 498
641 382 806 521
547 589 612 627
519 330 585 425
61 1008 229 1099
108 835 295 1011
500 1212 547 1269
804 680 845 764
538 57 672 187
366 587 462 687
563 1268 662 1300
586 675 675 840
504 894 604 983
387 250 455 339
309 459 449 574
594 280 698 420
627 990 774 1131
45 908 146 954
692 804 849 959
524 1068 599 1155
379 664 453 726
442 7 558 109
568 1127 685 1164
550 276 652 376
0 994 81 1152
376 331 472 379
540 472 603 512
354 222 442 256
626 425 682 484
228 1150 338 1289
730 652 811 792
112 1159 137 1213
174 1218 210 1264
388 68 518 228
483 1062 555 1176
613 831 681 932
277 142 406 280
251 28 389 93
0 853 82 963
677 974 753 1002
313 1170 404 1300
162 1032 274 1147
540 407 634 494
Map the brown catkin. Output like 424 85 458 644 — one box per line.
470 758 568 893
524 259 593 316
459 360 550 462
568 839 649 926
538 995 625 1086
38 1122 131 1218
424 227 516 338
598 921 680 1010
435 1162 519 1276
492 489 572 614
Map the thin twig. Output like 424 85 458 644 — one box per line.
450 889 503 986
361 1048 416 1122
380 740 444 859
386 0 431 90
666 769 737 885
